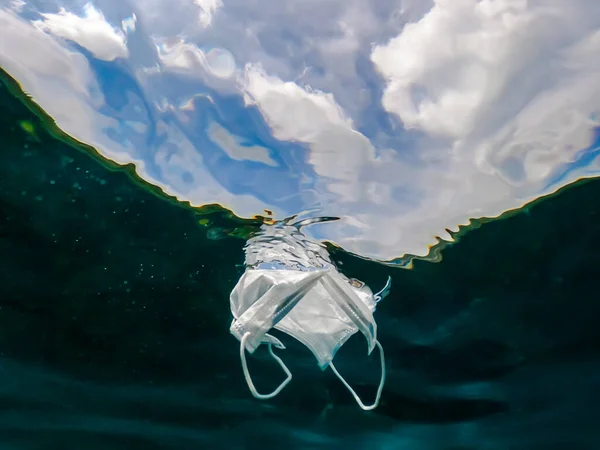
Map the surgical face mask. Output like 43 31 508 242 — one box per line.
229 219 392 411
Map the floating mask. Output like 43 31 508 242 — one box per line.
229 218 391 410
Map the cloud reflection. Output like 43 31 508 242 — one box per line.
1 0 599 262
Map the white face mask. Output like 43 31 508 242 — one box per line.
229 220 392 410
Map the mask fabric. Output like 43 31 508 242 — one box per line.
229 218 391 410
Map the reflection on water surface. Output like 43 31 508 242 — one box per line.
1 0 600 262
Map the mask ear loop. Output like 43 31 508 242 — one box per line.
240 331 293 400
374 276 392 304
328 340 386 411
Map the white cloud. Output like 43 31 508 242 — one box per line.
32 3 128 61
371 0 600 150
207 121 278 167
194 0 223 27
155 38 237 80
241 64 354 142
241 64 378 202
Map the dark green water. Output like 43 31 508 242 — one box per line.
1 72 599 449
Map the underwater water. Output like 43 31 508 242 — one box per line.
1 69 600 449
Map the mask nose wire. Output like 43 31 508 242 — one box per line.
240 331 293 400
328 340 386 411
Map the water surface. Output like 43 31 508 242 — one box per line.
1 0 600 262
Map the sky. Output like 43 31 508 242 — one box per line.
1 0 599 262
